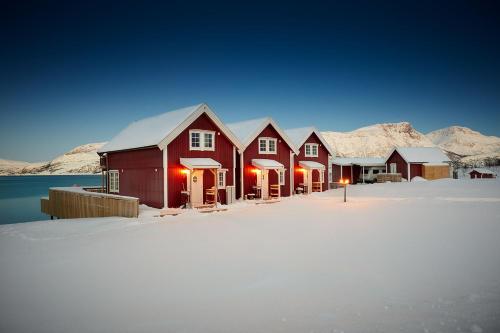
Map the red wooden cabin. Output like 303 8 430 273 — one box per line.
385 147 450 181
227 118 299 200
98 103 242 208
285 127 334 193
469 168 496 179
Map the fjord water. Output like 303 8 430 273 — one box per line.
0 175 101 224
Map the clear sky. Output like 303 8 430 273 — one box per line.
1 1 499 162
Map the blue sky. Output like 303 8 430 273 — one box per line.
1 1 499 162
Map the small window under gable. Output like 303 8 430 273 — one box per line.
258 137 277 154
304 143 318 157
190 130 215 151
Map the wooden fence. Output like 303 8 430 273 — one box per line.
376 173 402 183
41 187 139 219
422 164 450 180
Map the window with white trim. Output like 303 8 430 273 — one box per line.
279 169 285 185
217 170 226 188
304 143 318 157
258 137 277 154
190 130 215 151
109 170 119 193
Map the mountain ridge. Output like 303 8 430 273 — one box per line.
1 123 499 175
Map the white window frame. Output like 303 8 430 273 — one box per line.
390 163 397 173
109 170 119 193
217 170 226 188
189 130 215 151
279 169 285 185
258 137 277 154
304 143 319 157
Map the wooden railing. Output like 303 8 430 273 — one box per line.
41 187 139 219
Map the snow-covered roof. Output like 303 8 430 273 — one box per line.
388 147 450 163
284 127 334 156
252 159 284 170
470 168 496 175
227 118 299 154
298 161 325 170
98 103 242 153
332 157 386 166
180 158 221 170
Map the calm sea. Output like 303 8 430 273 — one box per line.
0 175 101 225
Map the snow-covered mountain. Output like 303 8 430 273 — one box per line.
321 122 435 158
0 143 106 175
322 123 500 167
427 126 500 156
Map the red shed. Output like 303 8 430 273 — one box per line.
227 118 299 200
98 103 243 208
285 127 334 193
385 147 451 181
469 168 496 179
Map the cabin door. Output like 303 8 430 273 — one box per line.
303 169 312 194
256 169 269 199
390 163 397 173
191 170 204 206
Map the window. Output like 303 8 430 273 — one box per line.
258 137 277 154
390 163 397 173
204 132 213 149
190 130 215 151
373 169 379 174
279 169 285 185
304 143 318 157
364 168 369 174
109 170 119 193
217 170 226 188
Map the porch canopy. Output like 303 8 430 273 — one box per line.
252 159 284 170
180 158 221 170
299 161 325 170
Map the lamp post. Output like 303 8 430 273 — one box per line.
340 178 350 202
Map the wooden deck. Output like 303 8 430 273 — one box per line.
41 187 139 219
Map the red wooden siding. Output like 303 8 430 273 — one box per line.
166 112 236 208
293 132 329 191
106 147 164 208
241 124 293 198
410 163 423 179
331 164 352 183
386 150 408 180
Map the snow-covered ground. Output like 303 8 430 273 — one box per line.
1 179 500 333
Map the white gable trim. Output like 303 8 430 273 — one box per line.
157 104 243 151
296 128 335 157
240 117 299 155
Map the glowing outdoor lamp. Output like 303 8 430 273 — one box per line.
339 178 349 202
181 169 190 175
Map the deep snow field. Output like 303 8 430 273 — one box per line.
1 179 500 333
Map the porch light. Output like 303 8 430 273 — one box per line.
181 169 190 175
251 168 260 173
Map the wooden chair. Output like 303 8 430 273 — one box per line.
269 184 280 198
205 187 217 206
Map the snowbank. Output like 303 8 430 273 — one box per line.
1 179 500 333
